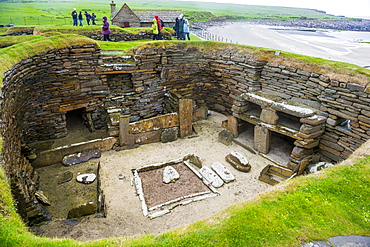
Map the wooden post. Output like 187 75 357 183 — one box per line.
179 99 193 138
119 115 133 146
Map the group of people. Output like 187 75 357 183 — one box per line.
71 8 97 26
151 15 165 40
72 9 191 42
71 8 111 41
151 14 190 40
174 14 190 40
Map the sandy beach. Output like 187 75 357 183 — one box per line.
205 23 370 68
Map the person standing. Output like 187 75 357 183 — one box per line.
91 13 97 25
173 17 179 38
177 14 185 40
154 15 163 40
102 16 112 41
84 11 91 25
152 19 159 40
71 8 78 26
78 11 83 26
184 18 190 40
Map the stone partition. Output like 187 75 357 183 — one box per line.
1 41 370 224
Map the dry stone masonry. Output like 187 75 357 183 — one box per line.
1 42 370 225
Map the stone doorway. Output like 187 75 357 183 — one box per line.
66 108 89 134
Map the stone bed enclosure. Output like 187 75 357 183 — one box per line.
1 37 370 225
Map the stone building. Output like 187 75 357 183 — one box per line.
1 36 370 225
110 2 182 28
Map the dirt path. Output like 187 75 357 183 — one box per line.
31 112 273 241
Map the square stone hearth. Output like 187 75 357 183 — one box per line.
132 156 219 219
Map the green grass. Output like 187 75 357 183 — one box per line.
0 27 10 36
1 152 369 246
32 25 175 38
0 34 97 83
0 35 44 48
0 0 354 26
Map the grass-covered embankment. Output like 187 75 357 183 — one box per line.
1 143 369 246
0 34 97 84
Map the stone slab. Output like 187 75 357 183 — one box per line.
211 162 235 183
260 108 279 124
328 235 370 247
67 202 97 219
32 137 117 168
272 101 315 118
163 166 180 184
129 112 179 134
119 115 133 146
179 99 193 138
254 125 270 154
161 127 178 143
241 92 280 107
62 149 101 166
218 129 234 146
199 166 224 188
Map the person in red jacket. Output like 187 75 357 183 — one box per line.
154 15 164 40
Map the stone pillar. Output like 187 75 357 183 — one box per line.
260 108 279 124
179 99 193 138
227 115 239 138
119 115 133 146
254 125 270 154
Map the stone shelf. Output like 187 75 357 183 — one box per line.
234 113 302 140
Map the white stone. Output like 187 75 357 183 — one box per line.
230 151 249 166
200 166 224 188
148 209 170 219
76 173 96 184
163 166 180 184
308 162 334 173
211 162 235 183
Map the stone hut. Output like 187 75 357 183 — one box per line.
1 37 370 225
111 2 182 28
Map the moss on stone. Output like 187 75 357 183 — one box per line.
0 34 97 85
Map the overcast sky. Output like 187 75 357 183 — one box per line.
182 0 370 18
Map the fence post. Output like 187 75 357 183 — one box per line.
24 17 26 25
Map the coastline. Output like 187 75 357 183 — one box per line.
191 20 370 68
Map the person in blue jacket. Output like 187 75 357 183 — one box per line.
184 18 190 40
78 11 83 26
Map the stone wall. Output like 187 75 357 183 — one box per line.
1 44 106 224
260 63 370 162
80 30 172 42
1 42 370 224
